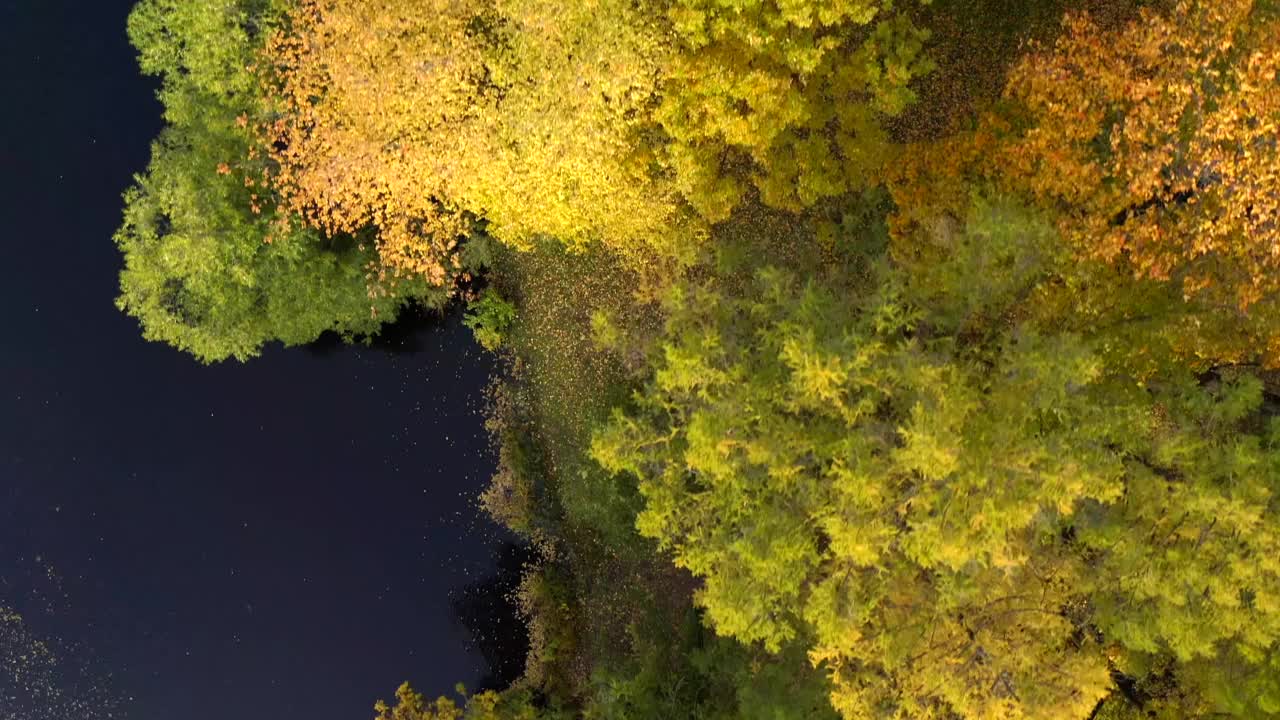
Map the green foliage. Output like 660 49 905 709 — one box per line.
465 290 518 352
657 0 935 220
586 610 837 720
126 0 280 124
115 130 434 362
117 0 440 362
897 195 1058 333
373 682 558 720
593 201 1280 719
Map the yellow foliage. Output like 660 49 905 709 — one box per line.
658 0 932 219
263 0 689 282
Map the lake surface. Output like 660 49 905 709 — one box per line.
0 2 517 719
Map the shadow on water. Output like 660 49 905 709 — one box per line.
302 302 456 358
451 541 539 692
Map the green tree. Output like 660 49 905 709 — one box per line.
592 200 1280 719
117 0 442 362
126 0 282 126
373 682 556 720
586 635 838 720
464 290 518 352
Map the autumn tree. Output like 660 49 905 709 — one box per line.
117 0 444 362
891 0 1280 368
1000 0 1279 302
592 200 1280 719
263 0 688 280
262 0 943 275
656 0 935 220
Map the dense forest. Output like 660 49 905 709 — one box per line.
116 0 1280 718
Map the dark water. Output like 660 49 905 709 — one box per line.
0 2 518 719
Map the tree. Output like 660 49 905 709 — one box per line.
115 130 438 362
373 682 554 720
262 0 689 278
126 0 284 127
999 0 1279 305
592 202 1280 719
890 0 1280 368
118 0 442 362
585 623 839 720
656 0 935 220
465 289 517 352
262 0 941 273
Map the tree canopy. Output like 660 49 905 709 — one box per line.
262 0 688 278
117 0 445 361
594 198 1280 719
116 0 1280 717
258 0 939 273
891 0 1280 369
656 0 934 220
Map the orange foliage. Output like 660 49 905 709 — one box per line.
261 0 477 285
260 0 684 283
999 0 1279 311
890 0 1280 365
